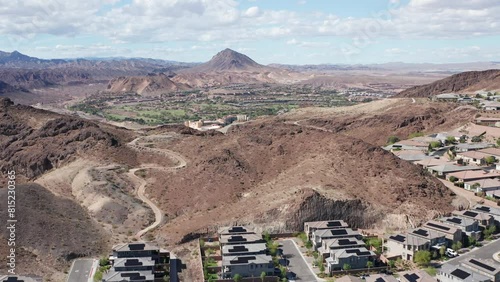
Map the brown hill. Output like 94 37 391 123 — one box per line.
107 73 189 94
0 183 107 278
173 49 297 87
284 98 477 147
0 98 137 179
397 69 500 98
0 80 17 93
148 119 455 244
186 48 266 73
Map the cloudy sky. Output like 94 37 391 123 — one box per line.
0 0 499 64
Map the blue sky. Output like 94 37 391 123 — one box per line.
0 0 498 64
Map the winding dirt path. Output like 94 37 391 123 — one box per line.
126 135 187 240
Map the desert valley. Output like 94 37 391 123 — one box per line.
1 1 500 282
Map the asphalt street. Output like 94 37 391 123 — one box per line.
67 259 95 282
280 239 319 282
445 238 500 266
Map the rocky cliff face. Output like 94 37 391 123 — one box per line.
397 69 500 97
284 189 384 230
0 98 137 179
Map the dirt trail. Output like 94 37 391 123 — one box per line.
126 135 188 240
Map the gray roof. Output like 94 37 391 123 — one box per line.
423 220 460 235
435 93 460 99
315 228 360 239
305 220 349 230
439 263 490 282
336 275 363 282
409 228 445 240
453 210 494 221
461 258 500 276
330 247 375 259
473 205 500 216
222 254 273 266
219 233 263 244
398 153 430 161
113 257 155 268
322 238 366 250
428 164 483 173
455 143 493 151
365 274 399 282
399 270 437 282
218 226 255 235
439 216 476 228
113 242 159 252
103 270 155 282
222 243 267 255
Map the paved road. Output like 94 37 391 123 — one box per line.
439 179 498 208
67 259 95 282
445 238 500 266
280 239 319 282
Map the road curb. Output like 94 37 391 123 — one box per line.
494 252 500 263
66 260 77 282
287 239 325 282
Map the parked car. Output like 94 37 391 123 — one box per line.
446 248 458 257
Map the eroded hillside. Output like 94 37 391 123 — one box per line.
143 117 455 246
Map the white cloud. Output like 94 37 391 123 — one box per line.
243 6 261 17
0 0 499 49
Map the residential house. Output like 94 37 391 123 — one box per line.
395 140 431 149
438 216 481 240
482 101 500 111
423 220 462 244
113 258 155 272
222 243 268 257
222 255 274 279
325 247 376 273
304 220 349 240
464 179 500 195
453 210 495 229
336 275 363 282
437 263 490 282
447 170 500 183
219 233 265 246
476 117 500 127
312 228 362 249
394 152 431 162
477 148 500 159
414 158 454 169
455 143 493 153
104 243 169 282
427 165 483 178
456 151 492 166
473 205 500 227
111 242 169 262
318 238 366 259
461 258 500 282
219 226 256 236
432 93 460 102
385 228 446 261
399 270 437 282
104 271 155 282
365 274 399 282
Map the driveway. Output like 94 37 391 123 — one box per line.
67 259 96 282
280 239 319 282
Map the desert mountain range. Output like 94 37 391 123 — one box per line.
0 95 478 280
397 69 500 98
